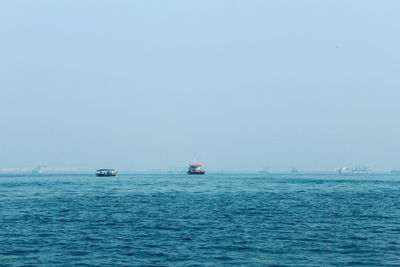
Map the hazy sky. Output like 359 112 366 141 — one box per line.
1 1 399 172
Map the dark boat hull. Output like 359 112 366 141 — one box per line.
187 171 205 175
96 174 117 177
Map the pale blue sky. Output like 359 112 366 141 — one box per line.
1 1 399 172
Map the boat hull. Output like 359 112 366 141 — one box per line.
187 171 205 175
96 173 117 177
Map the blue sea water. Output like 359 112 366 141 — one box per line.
1 173 400 266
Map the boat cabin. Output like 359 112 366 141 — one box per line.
96 169 117 176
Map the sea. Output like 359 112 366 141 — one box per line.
1 173 400 266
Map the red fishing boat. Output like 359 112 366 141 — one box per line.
187 164 205 175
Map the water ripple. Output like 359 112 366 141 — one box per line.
0 174 400 266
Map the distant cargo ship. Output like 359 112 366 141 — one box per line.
96 169 117 177
187 164 205 175
338 167 370 175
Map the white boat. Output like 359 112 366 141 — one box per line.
338 167 370 175
96 169 118 177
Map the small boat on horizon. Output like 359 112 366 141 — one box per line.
187 164 205 175
96 169 118 177
32 165 47 175
338 167 370 175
